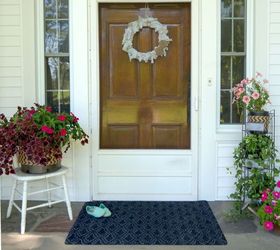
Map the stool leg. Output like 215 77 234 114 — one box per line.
62 174 73 220
6 179 17 218
21 181 28 234
45 177 52 208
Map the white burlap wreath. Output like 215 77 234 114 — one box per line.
122 16 172 63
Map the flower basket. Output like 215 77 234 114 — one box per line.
0 104 89 176
18 150 61 174
248 110 270 134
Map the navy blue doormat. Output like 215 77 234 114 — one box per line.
65 201 227 245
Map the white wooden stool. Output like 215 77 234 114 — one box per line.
6 166 73 234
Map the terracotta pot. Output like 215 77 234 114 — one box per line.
18 150 61 174
248 111 270 133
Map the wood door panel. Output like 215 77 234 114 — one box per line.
107 125 139 148
152 125 182 148
109 25 139 98
99 3 191 149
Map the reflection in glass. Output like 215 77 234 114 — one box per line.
221 56 231 89
221 20 232 52
60 57 70 90
46 91 59 113
221 0 232 17
45 0 56 18
220 91 231 124
234 20 245 52
45 21 58 53
58 0 69 18
232 56 245 85
46 57 59 89
234 0 245 17
58 21 69 52
60 91 70 113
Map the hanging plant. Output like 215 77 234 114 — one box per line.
122 16 172 63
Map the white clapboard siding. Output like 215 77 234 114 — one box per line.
269 0 280 164
216 143 239 200
0 0 24 200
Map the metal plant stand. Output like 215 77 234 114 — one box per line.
241 110 276 214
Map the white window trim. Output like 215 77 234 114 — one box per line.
216 0 255 133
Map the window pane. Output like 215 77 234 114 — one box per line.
46 91 59 112
232 102 242 123
234 20 245 52
46 57 59 89
45 20 58 53
232 56 245 86
221 0 232 17
220 91 231 124
58 0 69 18
234 0 245 17
58 20 69 52
60 91 70 113
221 56 231 89
45 0 56 18
60 57 70 90
221 20 232 52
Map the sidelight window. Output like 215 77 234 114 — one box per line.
220 0 246 124
44 0 70 113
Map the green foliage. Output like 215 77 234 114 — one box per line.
229 134 279 202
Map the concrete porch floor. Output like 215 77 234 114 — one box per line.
1 201 280 250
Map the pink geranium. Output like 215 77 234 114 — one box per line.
59 128 67 136
252 92 260 100
272 191 280 200
261 192 268 202
57 115 66 122
264 221 274 231
41 125 54 135
242 95 251 105
45 106 52 112
264 205 273 214
277 180 280 188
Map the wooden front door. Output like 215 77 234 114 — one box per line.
99 3 191 149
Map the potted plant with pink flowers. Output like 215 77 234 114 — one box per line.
0 104 89 175
232 72 271 133
257 180 280 233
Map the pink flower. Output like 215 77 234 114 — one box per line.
241 79 249 85
252 92 260 100
261 192 268 202
57 115 66 121
73 117 79 123
242 95 251 105
46 106 52 112
256 72 263 77
264 221 274 231
264 205 273 214
59 128 67 136
263 79 269 83
277 180 280 188
273 191 280 200
41 125 54 135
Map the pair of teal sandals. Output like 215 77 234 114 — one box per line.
86 203 112 218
